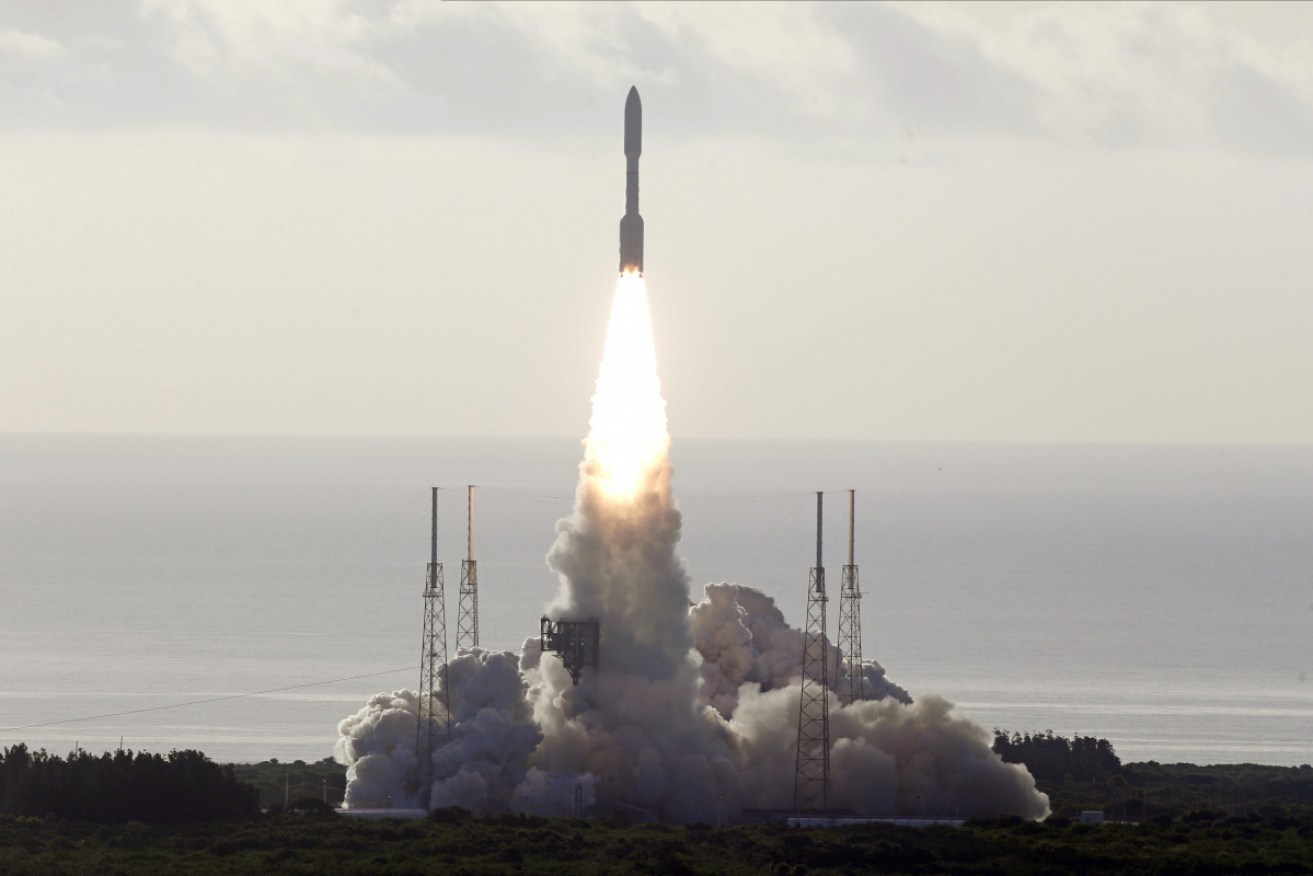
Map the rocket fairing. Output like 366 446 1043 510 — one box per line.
619 86 644 275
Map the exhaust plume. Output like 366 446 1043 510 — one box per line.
336 275 1049 821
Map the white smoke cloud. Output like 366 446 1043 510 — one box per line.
689 581 911 718
335 689 421 809
525 449 743 822
335 275 1048 822
730 684 1047 819
426 649 544 813
337 570 1047 820
336 507 1048 821
334 648 592 815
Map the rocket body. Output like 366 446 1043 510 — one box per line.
619 86 644 275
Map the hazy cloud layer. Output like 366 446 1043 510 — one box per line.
4 2 1313 442
2 1 1312 152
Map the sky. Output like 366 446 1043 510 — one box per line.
2 0 1311 442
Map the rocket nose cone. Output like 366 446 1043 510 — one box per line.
624 86 642 156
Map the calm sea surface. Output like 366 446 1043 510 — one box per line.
0 435 1309 766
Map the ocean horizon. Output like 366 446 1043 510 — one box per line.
1 433 1309 767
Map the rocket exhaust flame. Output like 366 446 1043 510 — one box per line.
586 273 667 501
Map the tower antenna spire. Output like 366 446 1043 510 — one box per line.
837 489 864 705
457 485 479 651
794 491 830 811
417 487 451 807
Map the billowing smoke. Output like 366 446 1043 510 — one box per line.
690 582 912 719
336 276 1049 821
336 648 596 817
336 690 421 809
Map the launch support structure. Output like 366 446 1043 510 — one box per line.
457 485 479 651
539 617 600 685
836 490 864 705
417 487 451 803
794 492 830 811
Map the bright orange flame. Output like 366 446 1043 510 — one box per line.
586 272 668 500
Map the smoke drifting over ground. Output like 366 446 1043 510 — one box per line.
336 277 1049 821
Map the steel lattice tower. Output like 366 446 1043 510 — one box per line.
794 491 830 811
456 485 479 651
417 487 450 805
837 489 863 705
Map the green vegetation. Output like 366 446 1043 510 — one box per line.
1 808 1311 875
994 730 1313 820
2 739 1311 873
231 758 346 810
1118 763 1313 820
0 745 257 824
992 730 1122 784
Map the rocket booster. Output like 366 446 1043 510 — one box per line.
619 86 644 275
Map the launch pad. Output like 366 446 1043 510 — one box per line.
539 617 601 685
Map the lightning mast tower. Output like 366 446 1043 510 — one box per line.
416 487 450 804
794 491 830 811
837 489 864 704
456 485 479 651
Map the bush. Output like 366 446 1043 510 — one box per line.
429 806 471 824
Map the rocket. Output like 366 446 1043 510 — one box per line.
619 86 644 275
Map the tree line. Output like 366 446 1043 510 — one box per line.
0 744 258 823
992 729 1122 784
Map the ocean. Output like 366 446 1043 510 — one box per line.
0 434 1309 767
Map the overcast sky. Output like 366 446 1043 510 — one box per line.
3 1 1311 442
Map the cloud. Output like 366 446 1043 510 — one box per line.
0 1 1310 153
0 29 64 61
822 3 1039 138
897 1 1313 154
